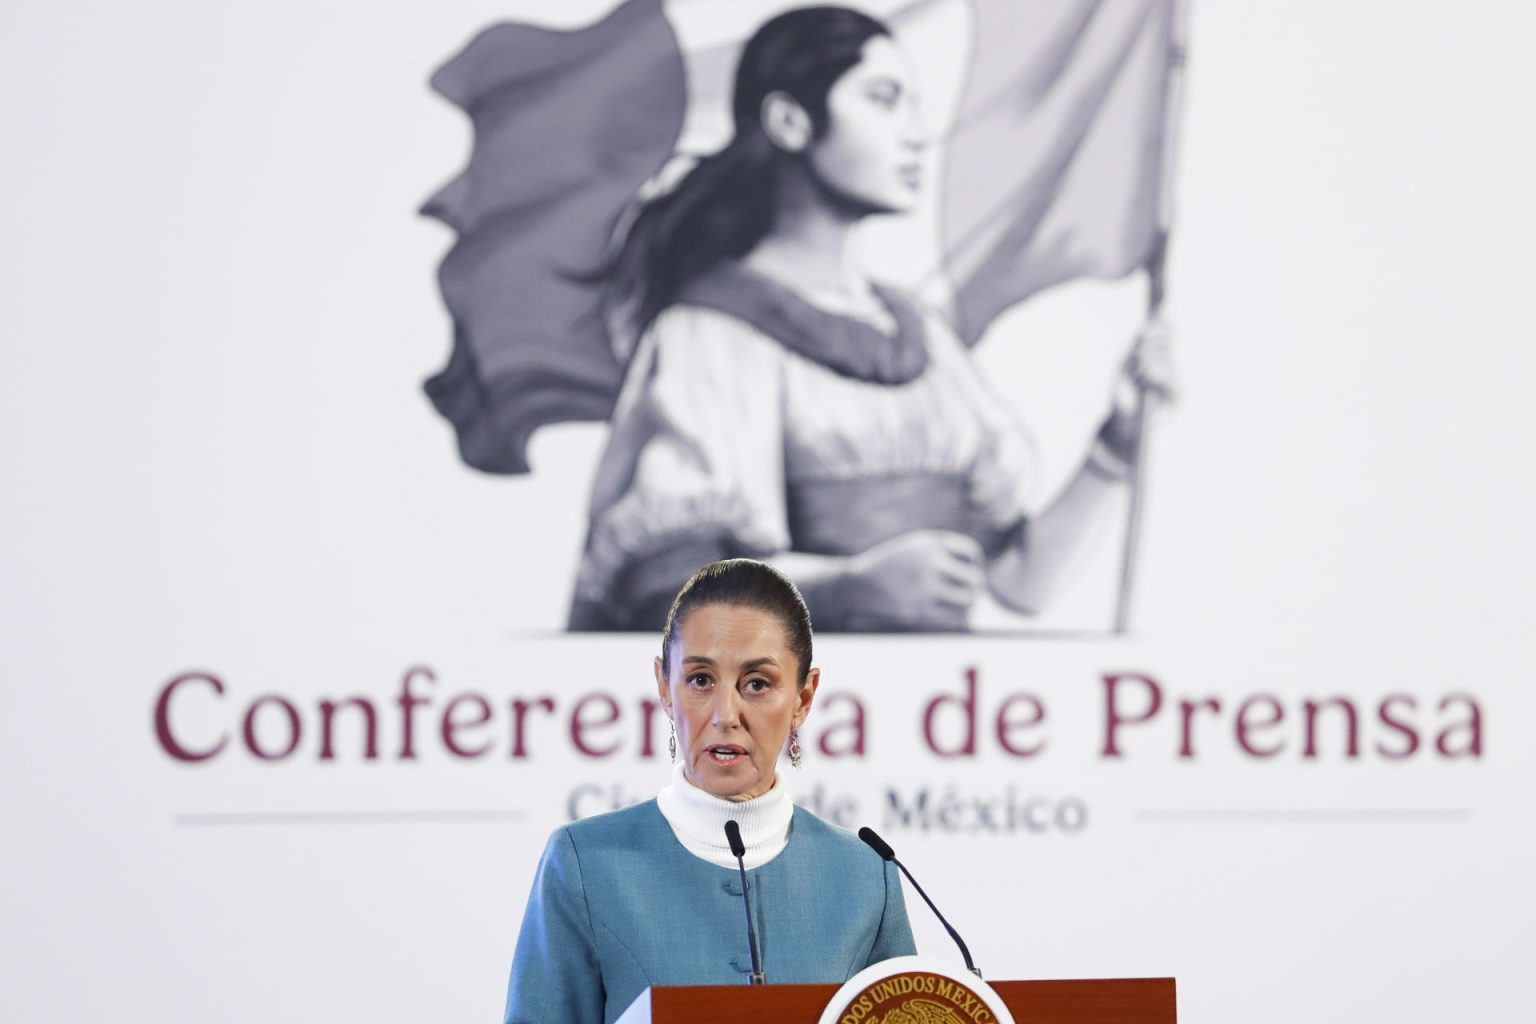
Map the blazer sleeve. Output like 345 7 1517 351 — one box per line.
573 306 792 623
866 858 919 966
504 828 605 1024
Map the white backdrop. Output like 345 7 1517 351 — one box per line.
3 2 1535 1022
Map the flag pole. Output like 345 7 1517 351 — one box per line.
1113 0 1190 634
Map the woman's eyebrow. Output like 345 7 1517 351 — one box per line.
682 655 717 667
741 657 780 671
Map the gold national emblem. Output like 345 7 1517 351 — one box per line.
836 972 998 1024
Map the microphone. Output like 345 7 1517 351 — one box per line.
724 820 765 985
858 826 981 978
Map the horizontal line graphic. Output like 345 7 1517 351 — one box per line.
176 810 525 826
1134 808 1470 824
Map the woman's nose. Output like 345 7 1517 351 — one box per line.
902 99 930 151
710 688 742 728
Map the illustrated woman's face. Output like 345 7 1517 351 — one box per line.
655 604 818 802
808 35 927 214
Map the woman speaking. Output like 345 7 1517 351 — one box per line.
504 559 915 1023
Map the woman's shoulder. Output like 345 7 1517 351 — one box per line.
554 799 668 854
641 302 790 370
788 806 887 868
664 263 933 385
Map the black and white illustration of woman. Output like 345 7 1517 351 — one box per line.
423 2 1179 633
566 6 1174 632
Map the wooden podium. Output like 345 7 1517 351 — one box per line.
615 977 1176 1023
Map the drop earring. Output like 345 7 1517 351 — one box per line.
788 727 803 769
668 720 677 762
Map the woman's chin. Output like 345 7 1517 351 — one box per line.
693 759 769 801
857 193 917 218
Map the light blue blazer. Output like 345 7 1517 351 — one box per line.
504 800 916 1024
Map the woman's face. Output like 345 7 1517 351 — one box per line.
655 603 819 802
807 35 927 214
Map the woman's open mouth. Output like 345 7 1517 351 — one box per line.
707 745 748 764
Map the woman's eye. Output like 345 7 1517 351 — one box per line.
744 678 771 693
867 83 901 109
687 674 712 689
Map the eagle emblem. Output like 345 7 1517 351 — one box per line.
880 998 968 1024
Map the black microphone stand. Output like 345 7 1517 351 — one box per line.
859 826 981 978
724 820 765 985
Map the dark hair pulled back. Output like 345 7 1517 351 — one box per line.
660 559 814 686
608 6 890 335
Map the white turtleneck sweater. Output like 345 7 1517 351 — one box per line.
654 762 794 869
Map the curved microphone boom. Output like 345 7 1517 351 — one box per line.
724 820 765 984
858 826 981 978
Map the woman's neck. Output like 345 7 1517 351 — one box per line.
746 166 871 301
656 762 794 869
